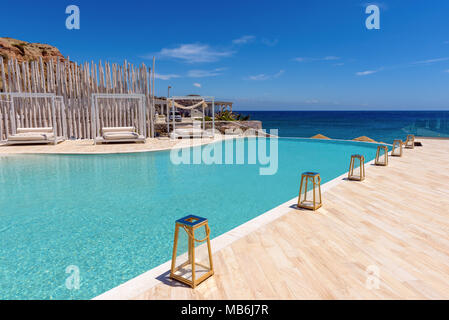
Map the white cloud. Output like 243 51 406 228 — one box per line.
187 68 226 78
154 73 181 80
334 63 345 66
444 41 449 44
233 36 278 47
356 70 378 76
294 56 341 62
445 70 449 73
323 56 340 61
261 38 278 46
413 57 449 64
193 83 202 88
247 70 285 81
233 35 255 44
156 43 234 63
273 70 285 78
248 74 270 81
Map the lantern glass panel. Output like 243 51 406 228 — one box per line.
349 162 363 180
192 225 212 278
378 152 387 163
392 140 403 157
172 225 191 280
298 173 322 210
405 135 415 149
375 146 388 166
348 155 365 181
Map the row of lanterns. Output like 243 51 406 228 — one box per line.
297 134 416 211
169 135 416 289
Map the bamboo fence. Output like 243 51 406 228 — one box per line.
0 56 156 141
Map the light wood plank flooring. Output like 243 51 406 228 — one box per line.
135 138 449 300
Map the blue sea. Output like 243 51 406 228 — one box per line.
243 111 449 144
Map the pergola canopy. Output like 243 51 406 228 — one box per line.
91 93 147 143
167 95 215 138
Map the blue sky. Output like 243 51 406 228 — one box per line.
1 0 449 110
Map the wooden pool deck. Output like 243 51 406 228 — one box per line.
133 138 449 300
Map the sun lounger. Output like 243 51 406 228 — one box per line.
170 126 213 139
95 126 145 144
6 127 63 145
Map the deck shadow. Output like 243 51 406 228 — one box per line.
342 177 364 183
155 270 191 288
288 204 316 212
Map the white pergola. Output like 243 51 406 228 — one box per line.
1 92 67 144
91 93 146 144
167 96 215 137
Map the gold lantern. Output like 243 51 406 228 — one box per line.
348 154 365 181
392 140 403 157
297 172 322 211
405 135 415 149
170 215 214 288
375 145 389 166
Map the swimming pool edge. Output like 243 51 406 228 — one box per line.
93 155 382 300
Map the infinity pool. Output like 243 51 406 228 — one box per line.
0 138 383 299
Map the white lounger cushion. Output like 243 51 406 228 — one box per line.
17 127 53 134
174 128 204 134
102 127 135 134
8 133 55 141
103 132 139 140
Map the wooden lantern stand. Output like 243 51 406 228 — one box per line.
348 154 365 181
375 145 389 166
170 215 214 288
297 172 322 211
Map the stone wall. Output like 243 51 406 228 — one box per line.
155 120 263 136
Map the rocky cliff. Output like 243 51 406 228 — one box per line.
0 37 66 63
0 37 69 91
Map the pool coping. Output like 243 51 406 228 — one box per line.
0 135 393 156
93 149 386 300
0 135 233 156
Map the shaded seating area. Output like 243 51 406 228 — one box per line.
167 96 215 139
95 126 145 144
92 93 147 145
7 127 64 145
3 93 66 146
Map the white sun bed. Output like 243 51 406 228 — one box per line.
95 126 145 144
170 126 213 139
6 127 64 145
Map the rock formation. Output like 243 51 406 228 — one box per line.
0 37 66 63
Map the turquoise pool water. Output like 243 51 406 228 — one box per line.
0 138 384 299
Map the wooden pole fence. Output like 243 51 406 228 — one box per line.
0 57 155 141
